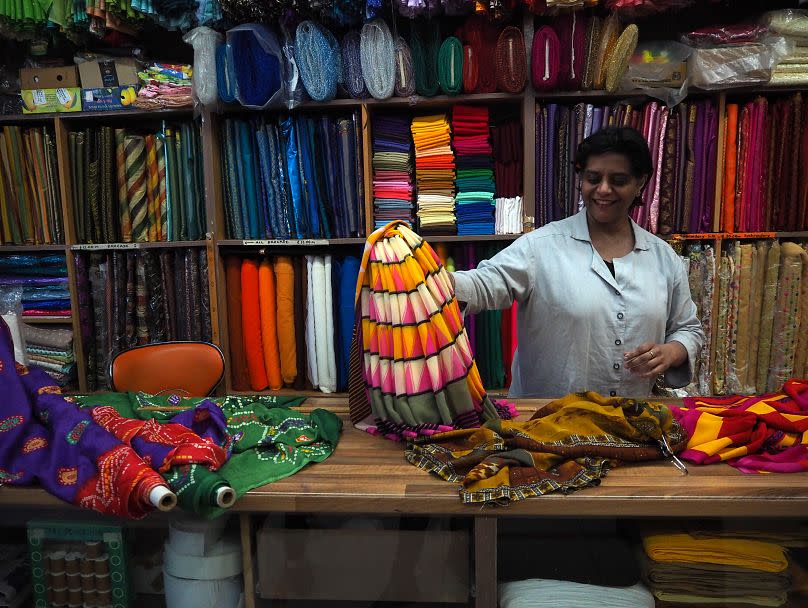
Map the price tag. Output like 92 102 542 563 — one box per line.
72 243 141 251
241 239 329 246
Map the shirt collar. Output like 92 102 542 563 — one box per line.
569 209 651 251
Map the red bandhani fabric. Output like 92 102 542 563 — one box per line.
672 379 808 473
90 406 228 474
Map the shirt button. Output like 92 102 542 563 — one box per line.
609 391 617 397
617 313 624 320
614 290 620 296
613 363 620 370
615 339 622 346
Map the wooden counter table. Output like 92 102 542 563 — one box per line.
2 397 806 608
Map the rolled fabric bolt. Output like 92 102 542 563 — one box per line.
149 485 177 511
64 553 80 575
51 571 66 588
215 486 236 508
52 587 68 606
81 573 94 591
80 559 94 575
93 557 110 576
85 541 103 559
66 572 81 588
95 573 111 591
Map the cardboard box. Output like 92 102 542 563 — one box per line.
20 88 82 114
81 86 138 111
19 66 79 89
78 59 139 89
256 527 470 602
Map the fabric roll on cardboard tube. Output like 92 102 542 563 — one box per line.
149 485 177 511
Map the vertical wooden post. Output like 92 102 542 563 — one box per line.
200 109 228 392
521 12 536 234
53 116 88 392
240 513 256 608
474 516 497 608
361 104 374 237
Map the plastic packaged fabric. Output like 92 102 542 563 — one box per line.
184 27 223 108
0 287 27 364
688 37 792 90
621 40 691 106
227 24 285 110
280 21 304 109
763 9 808 41
682 24 769 47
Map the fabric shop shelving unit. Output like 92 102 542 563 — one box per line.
1 20 807 397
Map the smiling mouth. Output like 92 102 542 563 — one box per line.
593 200 616 207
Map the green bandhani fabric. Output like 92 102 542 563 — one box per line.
73 392 342 518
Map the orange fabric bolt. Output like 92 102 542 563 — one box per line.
258 259 283 391
274 256 297 386
241 258 268 391
224 256 251 391
723 103 738 232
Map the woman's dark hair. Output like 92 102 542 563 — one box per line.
574 126 653 178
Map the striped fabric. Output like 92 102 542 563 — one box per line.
349 220 515 441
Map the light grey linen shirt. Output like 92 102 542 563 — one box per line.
452 210 705 398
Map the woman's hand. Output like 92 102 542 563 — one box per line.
624 341 688 378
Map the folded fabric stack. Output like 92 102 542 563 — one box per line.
68 122 205 243
491 112 523 235
411 114 456 235
499 579 654 608
452 105 495 235
221 113 363 239
23 325 76 387
766 9 808 86
372 115 414 230
224 254 359 393
642 529 791 607
0 255 70 319
133 63 193 109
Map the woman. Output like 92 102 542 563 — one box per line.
451 126 704 398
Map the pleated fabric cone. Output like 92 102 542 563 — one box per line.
349 220 516 441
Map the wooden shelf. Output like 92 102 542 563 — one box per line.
22 316 72 324
218 238 365 247
229 389 348 398
70 240 207 251
422 234 521 242
0 244 67 252
0 108 193 125
661 231 808 241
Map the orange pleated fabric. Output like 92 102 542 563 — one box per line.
241 258 268 390
274 256 297 386
723 103 738 232
225 256 251 390
258 259 283 390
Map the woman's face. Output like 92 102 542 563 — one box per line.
580 152 647 227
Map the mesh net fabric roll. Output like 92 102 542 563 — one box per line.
348 220 516 441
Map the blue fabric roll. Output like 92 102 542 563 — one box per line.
336 255 360 390
281 117 307 239
238 121 260 238
255 124 277 238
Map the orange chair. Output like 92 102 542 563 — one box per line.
109 341 225 396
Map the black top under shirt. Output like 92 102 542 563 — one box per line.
605 260 615 277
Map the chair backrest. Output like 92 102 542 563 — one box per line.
109 341 225 396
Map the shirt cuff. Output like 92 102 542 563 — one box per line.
663 335 699 389
452 271 475 307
